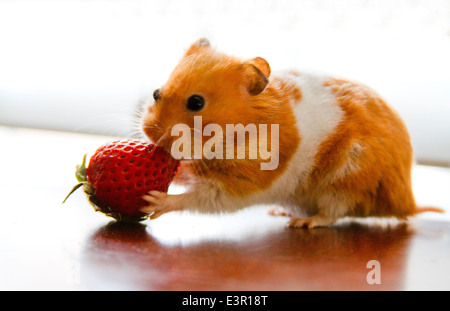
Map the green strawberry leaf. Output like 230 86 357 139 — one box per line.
75 154 88 182
62 182 85 204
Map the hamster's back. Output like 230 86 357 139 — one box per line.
284 69 416 218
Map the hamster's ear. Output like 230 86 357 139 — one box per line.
185 38 211 57
244 57 271 96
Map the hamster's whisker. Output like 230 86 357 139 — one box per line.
153 131 168 147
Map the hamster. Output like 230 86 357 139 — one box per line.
140 38 443 228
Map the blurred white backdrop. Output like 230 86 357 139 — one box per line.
0 0 449 165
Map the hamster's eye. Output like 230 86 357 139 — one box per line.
153 89 161 101
186 95 205 111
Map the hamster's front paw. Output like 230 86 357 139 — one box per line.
141 191 179 220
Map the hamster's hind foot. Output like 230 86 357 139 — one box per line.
268 207 293 218
288 215 336 229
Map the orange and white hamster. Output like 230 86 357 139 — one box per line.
141 38 441 228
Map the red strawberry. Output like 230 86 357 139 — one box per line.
63 139 180 222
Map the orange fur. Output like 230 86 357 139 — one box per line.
310 78 416 218
415 206 445 214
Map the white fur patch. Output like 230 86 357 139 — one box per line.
291 71 344 180
254 70 344 211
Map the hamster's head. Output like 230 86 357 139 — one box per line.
142 38 271 157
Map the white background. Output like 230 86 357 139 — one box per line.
0 0 449 165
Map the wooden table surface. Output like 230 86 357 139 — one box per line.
1 126 449 291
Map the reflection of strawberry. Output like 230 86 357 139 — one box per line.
63 139 180 222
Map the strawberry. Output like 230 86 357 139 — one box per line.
63 139 180 222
